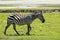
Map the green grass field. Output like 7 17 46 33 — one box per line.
0 12 60 40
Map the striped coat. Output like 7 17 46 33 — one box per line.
8 13 36 25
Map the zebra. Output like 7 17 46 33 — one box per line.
4 11 45 35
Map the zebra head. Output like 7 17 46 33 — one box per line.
33 11 45 23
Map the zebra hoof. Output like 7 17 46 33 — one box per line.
17 34 20 35
26 33 30 35
4 32 6 35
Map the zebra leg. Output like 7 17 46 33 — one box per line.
13 23 20 35
4 24 11 35
26 24 31 35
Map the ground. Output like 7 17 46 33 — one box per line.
0 12 60 40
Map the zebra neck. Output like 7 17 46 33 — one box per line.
32 15 37 20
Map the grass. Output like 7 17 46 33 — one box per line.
0 12 60 40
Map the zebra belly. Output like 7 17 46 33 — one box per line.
16 19 32 25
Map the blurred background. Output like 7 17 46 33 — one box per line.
0 0 60 8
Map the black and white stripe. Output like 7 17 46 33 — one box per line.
8 14 34 25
